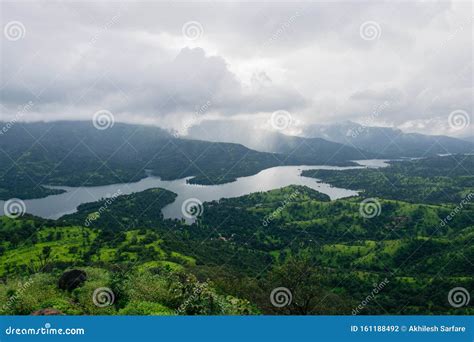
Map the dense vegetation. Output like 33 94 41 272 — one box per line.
1 157 473 315
60 188 177 231
302 155 474 204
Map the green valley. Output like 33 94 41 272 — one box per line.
1 156 473 315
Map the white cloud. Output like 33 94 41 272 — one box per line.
0 0 472 137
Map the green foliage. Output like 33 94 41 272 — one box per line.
0 267 256 316
302 155 474 204
1 155 473 315
61 188 177 231
0 273 61 315
118 302 174 315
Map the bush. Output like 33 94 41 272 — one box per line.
71 268 115 315
118 301 174 315
0 267 257 315
0 273 62 315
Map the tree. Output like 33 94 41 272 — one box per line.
267 255 349 315
38 246 52 269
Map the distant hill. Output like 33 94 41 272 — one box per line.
0 121 367 200
187 120 375 164
303 121 474 158
0 121 282 199
462 136 474 143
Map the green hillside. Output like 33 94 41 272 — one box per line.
1 177 472 315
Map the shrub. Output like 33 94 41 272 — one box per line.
118 301 174 315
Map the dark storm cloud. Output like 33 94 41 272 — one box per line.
0 0 472 136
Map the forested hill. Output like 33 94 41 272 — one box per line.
0 121 368 200
1 183 473 315
302 154 474 204
187 120 375 161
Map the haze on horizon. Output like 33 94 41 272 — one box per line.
0 0 472 139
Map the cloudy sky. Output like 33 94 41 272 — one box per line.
0 0 472 137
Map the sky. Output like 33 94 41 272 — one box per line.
0 0 472 138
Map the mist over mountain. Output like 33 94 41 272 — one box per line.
187 119 474 159
186 120 374 162
303 121 474 157
0 121 277 199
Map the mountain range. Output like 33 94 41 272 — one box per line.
189 119 474 158
187 120 372 162
303 121 474 158
0 121 363 200
1 120 472 200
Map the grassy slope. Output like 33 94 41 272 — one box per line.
1 179 473 314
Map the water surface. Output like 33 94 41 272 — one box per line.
0 160 387 221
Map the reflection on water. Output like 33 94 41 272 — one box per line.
0 160 388 221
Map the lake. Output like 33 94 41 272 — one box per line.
0 159 388 222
